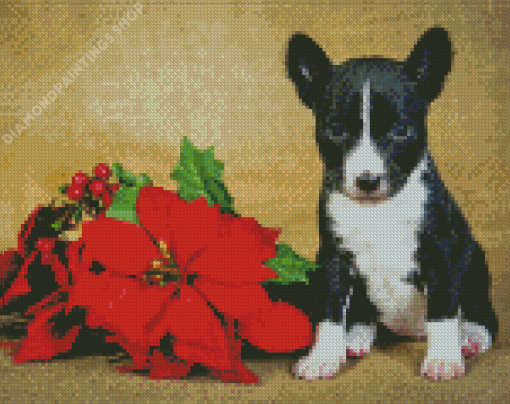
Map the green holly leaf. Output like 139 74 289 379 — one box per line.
170 137 234 214
105 164 153 224
263 244 321 286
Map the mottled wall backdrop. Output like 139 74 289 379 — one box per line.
0 1 508 403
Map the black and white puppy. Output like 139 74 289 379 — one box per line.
285 27 498 381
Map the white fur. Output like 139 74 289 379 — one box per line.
344 80 388 196
328 155 429 337
346 323 377 355
293 320 347 379
422 308 464 379
323 158 493 380
293 311 378 380
461 321 491 353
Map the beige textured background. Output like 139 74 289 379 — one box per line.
0 1 509 403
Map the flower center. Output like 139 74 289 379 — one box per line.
143 240 181 286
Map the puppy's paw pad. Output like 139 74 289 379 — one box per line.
420 358 465 380
292 354 346 380
346 324 376 357
462 338 482 357
461 322 491 357
346 348 370 357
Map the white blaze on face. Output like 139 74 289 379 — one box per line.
344 79 387 197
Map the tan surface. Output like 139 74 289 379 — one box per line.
0 1 509 403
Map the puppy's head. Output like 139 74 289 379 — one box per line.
286 27 453 202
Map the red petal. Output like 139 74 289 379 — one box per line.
137 186 281 284
77 217 164 276
186 254 278 285
66 268 175 347
12 301 81 362
220 213 281 263
49 256 71 291
76 276 256 383
24 290 61 316
193 278 313 353
173 341 258 384
149 284 255 382
136 187 221 269
147 349 192 379
113 348 193 380
104 334 151 368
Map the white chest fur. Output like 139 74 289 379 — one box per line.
327 157 429 337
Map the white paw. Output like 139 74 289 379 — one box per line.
422 317 464 380
421 356 465 380
293 350 345 380
293 321 347 380
461 321 491 357
346 323 376 357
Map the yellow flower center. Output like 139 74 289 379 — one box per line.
144 239 181 286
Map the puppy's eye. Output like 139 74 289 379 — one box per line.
299 65 311 82
392 125 412 140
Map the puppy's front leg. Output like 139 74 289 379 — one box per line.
422 308 464 380
293 248 351 380
293 319 347 380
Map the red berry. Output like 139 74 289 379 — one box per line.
90 179 106 198
95 163 111 179
72 171 90 186
68 183 84 200
36 238 55 253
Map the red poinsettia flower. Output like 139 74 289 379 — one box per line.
0 186 313 384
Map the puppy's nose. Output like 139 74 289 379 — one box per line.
356 173 381 193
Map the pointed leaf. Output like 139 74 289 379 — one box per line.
170 137 235 214
105 164 153 224
263 244 321 286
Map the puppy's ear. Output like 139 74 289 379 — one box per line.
286 33 333 111
404 27 453 103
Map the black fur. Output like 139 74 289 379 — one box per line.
285 27 498 344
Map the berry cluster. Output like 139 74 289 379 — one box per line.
44 163 121 237
65 163 120 209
